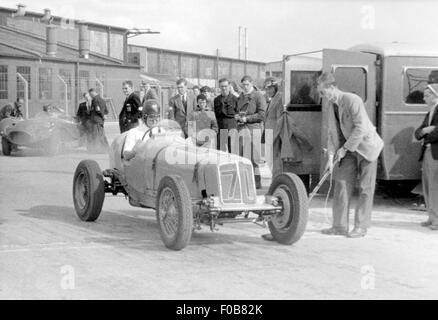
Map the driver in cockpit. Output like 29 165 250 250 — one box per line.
123 99 161 161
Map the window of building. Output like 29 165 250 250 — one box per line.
289 71 320 105
160 52 179 77
199 57 215 79
38 67 52 100
404 68 438 104
16 66 31 100
218 60 231 79
148 50 160 74
0 65 8 100
334 67 367 102
181 55 198 79
79 70 90 95
59 69 72 100
90 30 108 56
231 62 245 83
109 33 124 60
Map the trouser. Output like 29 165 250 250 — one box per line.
422 147 438 225
266 139 283 179
332 151 377 229
87 121 109 152
236 127 262 186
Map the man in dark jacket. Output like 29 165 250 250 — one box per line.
236 75 266 189
76 92 92 143
414 84 438 230
140 80 158 105
88 88 109 151
119 80 142 133
214 78 238 152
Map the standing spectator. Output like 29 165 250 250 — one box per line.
414 84 438 230
187 94 218 148
214 78 238 152
236 75 266 189
192 85 201 99
12 98 24 118
119 80 142 133
168 78 196 138
263 77 285 179
317 72 384 238
200 86 214 111
140 80 158 105
230 81 241 98
88 88 109 151
76 92 92 144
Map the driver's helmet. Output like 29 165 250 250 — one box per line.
141 99 160 124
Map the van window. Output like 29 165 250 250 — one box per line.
289 71 321 105
334 67 367 102
404 68 438 105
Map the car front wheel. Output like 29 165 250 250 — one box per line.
267 172 308 245
73 160 105 221
156 175 193 250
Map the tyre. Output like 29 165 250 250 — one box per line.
2 137 12 156
156 175 193 250
73 160 105 221
267 172 308 245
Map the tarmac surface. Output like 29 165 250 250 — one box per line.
1 122 437 299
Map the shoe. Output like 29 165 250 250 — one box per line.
429 224 438 230
421 220 432 227
321 227 348 236
261 234 275 241
348 227 367 238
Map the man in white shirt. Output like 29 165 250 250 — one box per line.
123 100 160 161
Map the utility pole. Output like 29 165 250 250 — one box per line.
238 26 242 59
244 27 248 61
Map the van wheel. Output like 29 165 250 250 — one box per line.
156 175 193 250
267 172 308 245
73 160 105 221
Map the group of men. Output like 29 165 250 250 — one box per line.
0 98 24 121
76 88 109 152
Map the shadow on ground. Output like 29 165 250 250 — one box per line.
15 205 276 250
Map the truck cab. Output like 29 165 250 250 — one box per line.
282 42 438 185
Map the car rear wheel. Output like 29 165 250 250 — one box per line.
73 160 105 221
267 172 308 245
156 175 193 250
2 137 12 156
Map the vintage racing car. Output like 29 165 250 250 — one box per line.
0 107 81 156
72 122 308 250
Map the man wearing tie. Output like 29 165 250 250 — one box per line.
119 80 142 133
317 72 384 238
168 78 196 137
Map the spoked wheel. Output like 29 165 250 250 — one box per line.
156 175 193 250
267 172 308 245
2 137 12 156
73 160 105 221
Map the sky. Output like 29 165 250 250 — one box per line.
2 0 438 62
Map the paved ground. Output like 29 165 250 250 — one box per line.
1 122 437 299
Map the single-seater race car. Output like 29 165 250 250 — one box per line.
0 106 80 156
72 120 308 250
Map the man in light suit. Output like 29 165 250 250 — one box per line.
317 72 384 238
168 78 196 138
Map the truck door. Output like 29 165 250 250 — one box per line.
322 48 377 123
320 49 377 173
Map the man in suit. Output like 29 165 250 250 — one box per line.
88 88 109 151
76 92 92 143
318 72 384 238
168 78 196 138
214 78 238 152
119 80 142 133
140 80 158 105
414 84 438 230
236 75 267 189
